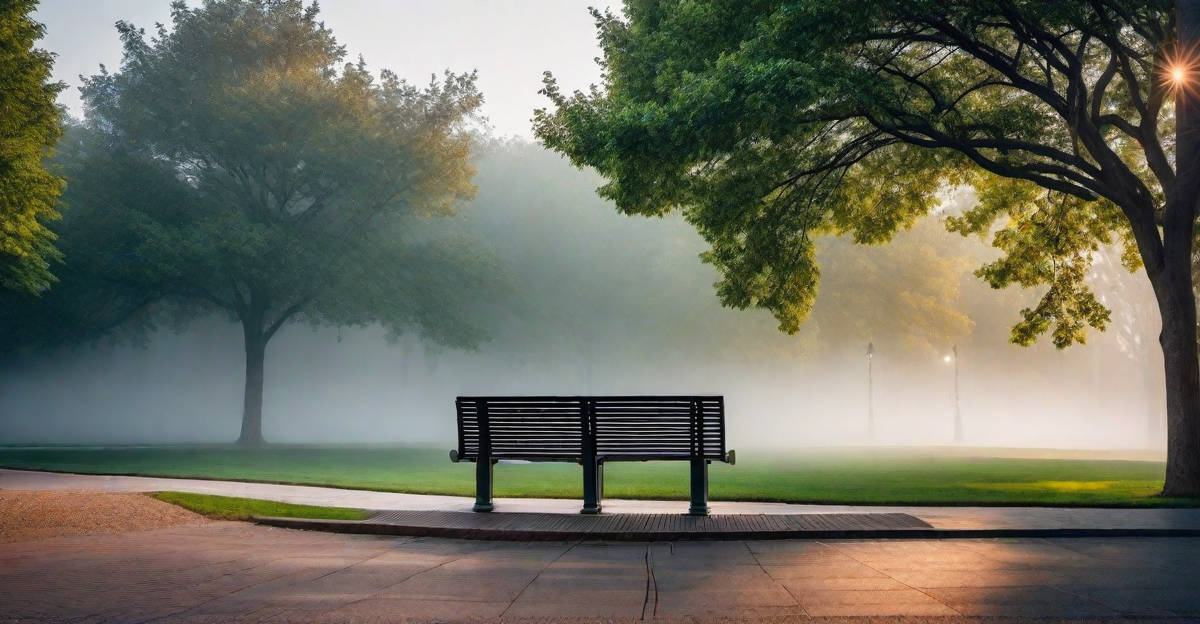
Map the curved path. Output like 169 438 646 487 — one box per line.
3 467 1200 532
5 469 1200 621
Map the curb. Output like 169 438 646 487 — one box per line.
251 516 1200 541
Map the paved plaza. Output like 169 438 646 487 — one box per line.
3 521 1200 622
4 470 1200 622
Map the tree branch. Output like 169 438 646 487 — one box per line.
871 116 1101 201
264 297 310 341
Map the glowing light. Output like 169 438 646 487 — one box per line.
943 355 952 363
1162 48 1199 93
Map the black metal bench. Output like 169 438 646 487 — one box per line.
450 395 734 515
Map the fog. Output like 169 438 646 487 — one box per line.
0 140 1166 452
33 0 606 140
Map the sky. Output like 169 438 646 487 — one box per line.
33 0 610 138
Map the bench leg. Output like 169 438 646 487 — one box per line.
473 458 494 512
581 459 603 514
688 458 709 516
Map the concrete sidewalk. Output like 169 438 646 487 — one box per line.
4 467 1200 532
4 522 1200 620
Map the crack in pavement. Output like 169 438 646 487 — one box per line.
497 541 579 619
640 544 658 620
744 539 808 617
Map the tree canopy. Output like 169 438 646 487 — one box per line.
0 0 65 294
536 0 1167 344
1 0 494 443
535 0 1200 495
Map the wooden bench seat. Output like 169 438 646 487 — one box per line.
450 395 734 515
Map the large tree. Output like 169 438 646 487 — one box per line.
3 0 491 444
536 0 1200 495
0 0 64 294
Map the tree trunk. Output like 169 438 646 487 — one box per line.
1156 280 1200 495
1159 0 1200 496
237 313 267 445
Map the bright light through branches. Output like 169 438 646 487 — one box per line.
1161 46 1200 96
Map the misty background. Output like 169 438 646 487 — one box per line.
0 1 1167 451
0 139 1165 450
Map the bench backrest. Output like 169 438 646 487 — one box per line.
455 395 725 462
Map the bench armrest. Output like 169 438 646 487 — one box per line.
449 449 460 463
725 450 736 465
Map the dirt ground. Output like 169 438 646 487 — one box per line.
0 489 208 543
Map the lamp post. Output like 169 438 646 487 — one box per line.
866 342 875 441
944 344 963 444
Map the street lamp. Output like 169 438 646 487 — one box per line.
945 344 963 444
866 342 875 441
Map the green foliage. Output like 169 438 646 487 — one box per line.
0 446 1187 507
0 0 65 294
0 0 497 360
535 0 1172 347
0 0 505 444
947 178 1118 347
467 140 974 364
150 491 369 520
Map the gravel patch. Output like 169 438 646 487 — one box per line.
0 489 209 543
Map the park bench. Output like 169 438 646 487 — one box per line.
450 395 734 515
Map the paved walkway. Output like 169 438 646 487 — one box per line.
3 522 1200 621
4 468 1200 532
6 469 1200 621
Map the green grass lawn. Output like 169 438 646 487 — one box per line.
150 491 370 521
0 445 1192 507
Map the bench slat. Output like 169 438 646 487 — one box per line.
455 395 727 462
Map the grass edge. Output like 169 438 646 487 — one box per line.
148 491 371 521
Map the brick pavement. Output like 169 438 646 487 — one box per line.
3 521 1200 622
